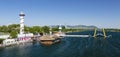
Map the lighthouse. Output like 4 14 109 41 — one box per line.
59 25 62 33
19 11 25 34
49 26 52 36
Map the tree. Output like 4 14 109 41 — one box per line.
8 24 20 33
1 25 8 32
24 26 31 33
28 26 42 34
52 28 59 31
10 31 17 38
0 39 4 44
42 26 49 33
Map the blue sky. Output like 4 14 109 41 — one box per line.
0 0 120 28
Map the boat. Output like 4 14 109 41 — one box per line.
2 39 17 46
39 35 61 46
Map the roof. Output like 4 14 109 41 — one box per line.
40 35 55 40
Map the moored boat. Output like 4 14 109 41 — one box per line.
39 35 61 46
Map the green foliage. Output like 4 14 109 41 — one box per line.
0 24 96 36
0 25 8 32
0 39 4 44
52 28 59 31
29 26 42 34
42 26 49 33
10 31 17 38
24 26 31 33
8 24 20 33
24 26 49 34
106 29 120 32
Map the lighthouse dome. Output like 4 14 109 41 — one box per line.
19 11 25 16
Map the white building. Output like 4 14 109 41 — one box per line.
17 33 34 38
0 35 10 39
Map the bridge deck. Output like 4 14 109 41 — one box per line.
60 35 90 37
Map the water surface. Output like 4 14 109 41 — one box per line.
0 31 120 57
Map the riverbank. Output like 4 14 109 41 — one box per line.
106 29 120 32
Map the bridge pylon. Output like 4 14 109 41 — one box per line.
93 28 107 38
102 28 106 38
93 28 97 38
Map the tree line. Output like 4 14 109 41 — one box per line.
0 24 50 38
0 24 88 38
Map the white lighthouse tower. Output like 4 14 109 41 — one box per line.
59 25 62 33
19 11 25 34
49 26 52 36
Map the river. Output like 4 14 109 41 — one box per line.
0 31 120 57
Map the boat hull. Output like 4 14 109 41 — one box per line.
40 38 61 46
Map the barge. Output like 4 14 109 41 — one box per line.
40 35 61 46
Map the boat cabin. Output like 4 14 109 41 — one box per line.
3 39 17 46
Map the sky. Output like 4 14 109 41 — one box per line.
0 0 120 28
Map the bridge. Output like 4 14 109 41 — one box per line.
60 34 91 38
58 28 108 38
93 28 107 38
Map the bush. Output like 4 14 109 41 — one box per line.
0 39 4 44
10 31 17 38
